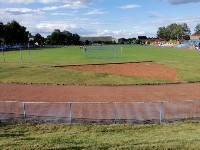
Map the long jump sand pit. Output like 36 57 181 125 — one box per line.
60 62 178 81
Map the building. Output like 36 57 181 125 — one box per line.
80 36 112 42
190 31 200 40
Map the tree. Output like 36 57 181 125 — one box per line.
181 23 191 39
34 33 44 46
3 20 28 44
43 29 80 45
0 22 4 44
72 33 80 45
118 38 125 44
0 22 4 38
135 39 141 44
45 35 52 45
50 29 63 45
195 23 200 32
157 27 168 40
157 23 191 41
85 40 90 45
62 30 72 45
168 23 182 40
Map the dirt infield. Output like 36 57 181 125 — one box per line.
60 62 178 81
0 82 200 102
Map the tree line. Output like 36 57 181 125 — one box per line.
157 23 200 41
0 20 81 46
0 21 29 45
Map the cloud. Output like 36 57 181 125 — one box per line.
0 0 92 4
51 12 73 16
1 0 200 38
119 4 141 9
0 8 39 15
168 0 200 5
148 12 162 18
41 1 87 10
91 30 154 38
0 0 57 4
27 21 82 35
83 9 108 15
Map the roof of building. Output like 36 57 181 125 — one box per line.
138 36 147 40
191 31 200 36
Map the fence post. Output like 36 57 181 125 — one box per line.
69 102 72 124
159 102 163 124
114 102 117 124
22 102 26 123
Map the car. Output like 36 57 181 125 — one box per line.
0 45 11 50
11 45 21 50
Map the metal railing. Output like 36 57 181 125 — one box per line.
1 100 200 124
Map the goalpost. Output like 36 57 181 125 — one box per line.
83 46 118 60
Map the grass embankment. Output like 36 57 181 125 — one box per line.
0 122 200 149
0 45 200 85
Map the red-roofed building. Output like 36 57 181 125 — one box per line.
191 31 200 40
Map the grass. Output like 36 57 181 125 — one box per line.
1 46 200 149
1 45 200 85
0 121 200 149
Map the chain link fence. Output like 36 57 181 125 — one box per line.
1 100 200 124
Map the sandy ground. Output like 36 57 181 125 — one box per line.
60 62 178 81
0 82 200 102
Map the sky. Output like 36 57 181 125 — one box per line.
0 0 200 38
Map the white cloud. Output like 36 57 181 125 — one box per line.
36 22 78 31
41 1 87 10
83 9 108 15
90 29 153 38
0 0 93 4
0 0 56 4
41 6 59 11
1 8 39 15
119 4 141 9
148 12 162 18
33 21 82 35
51 12 73 16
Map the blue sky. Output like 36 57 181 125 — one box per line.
0 0 200 38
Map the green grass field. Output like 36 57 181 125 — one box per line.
1 122 200 149
1 45 200 85
1 46 200 149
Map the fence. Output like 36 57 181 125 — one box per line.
1 100 200 124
